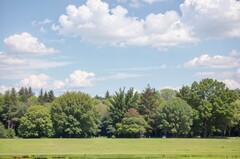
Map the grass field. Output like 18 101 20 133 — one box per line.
0 138 240 159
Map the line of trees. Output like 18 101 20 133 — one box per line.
0 78 240 138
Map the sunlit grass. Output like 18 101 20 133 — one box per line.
0 138 240 158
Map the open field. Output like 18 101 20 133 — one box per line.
0 138 240 159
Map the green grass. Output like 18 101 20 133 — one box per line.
0 138 240 159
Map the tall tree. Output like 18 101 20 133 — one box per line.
38 88 44 104
43 91 49 103
138 84 161 136
48 90 55 102
51 92 100 138
178 78 238 137
105 90 110 99
109 87 139 131
156 98 193 137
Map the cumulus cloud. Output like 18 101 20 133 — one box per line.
4 32 59 54
180 0 240 38
222 79 240 90
53 80 65 89
52 0 240 49
184 54 239 68
67 70 96 87
20 74 51 89
53 0 197 49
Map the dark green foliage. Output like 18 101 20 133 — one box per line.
48 90 55 102
18 105 53 138
105 90 110 99
138 84 161 136
5 128 15 138
178 78 238 137
109 87 139 127
38 88 44 104
156 98 193 137
0 122 6 138
51 92 100 138
116 108 150 138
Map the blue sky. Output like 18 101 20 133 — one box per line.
0 0 240 96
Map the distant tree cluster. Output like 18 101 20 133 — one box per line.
0 78 240 138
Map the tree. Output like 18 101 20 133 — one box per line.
105 90 110 99
178 78 238 137
108 87 139 135
0 122 6 138
156 98 193 137
18 105 53 138
28 87 34 98
38 88 44 104
116 108 150 138
48 90 55 102
51 92 100 138
159 88 177 101
230 100 240 136
138 84 161 136
43 91 49 103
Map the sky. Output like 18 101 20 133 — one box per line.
0 0 240 96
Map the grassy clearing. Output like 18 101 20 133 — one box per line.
0 138 240 159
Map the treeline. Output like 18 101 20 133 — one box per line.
0 78 240 138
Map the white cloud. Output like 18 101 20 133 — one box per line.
106 65 167 72
20 74 51 89
67 70 96 87
53 0 240 49
180 0 240 38
32 18 52 26
222 79 240 90
0 51 70 79
118 0 165 7
4 32 59 54
0 85 11 93
184 54 239 68
230 49 240 57
194 71 234 79
97 72 146 81
53 0 197 49
53 80 65 89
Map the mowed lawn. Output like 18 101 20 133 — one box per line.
0 138 240 159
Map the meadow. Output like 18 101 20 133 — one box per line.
0 138 240 159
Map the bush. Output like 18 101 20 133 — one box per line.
0 122 6 138
5 129 15 138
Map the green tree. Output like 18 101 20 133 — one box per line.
156 98 193 137
48 90 55 102
0 122 6 138
178 78 238 137
38 88 44 104
18 105 53 138
116 108 150 138
51 92 100 138
108 87 139 135
159 88 177 101
138 84 161 136
105 90 110 99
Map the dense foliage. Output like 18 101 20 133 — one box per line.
156 98 193 137
51 92 100 138
0 78 239 138
18 105 53 138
